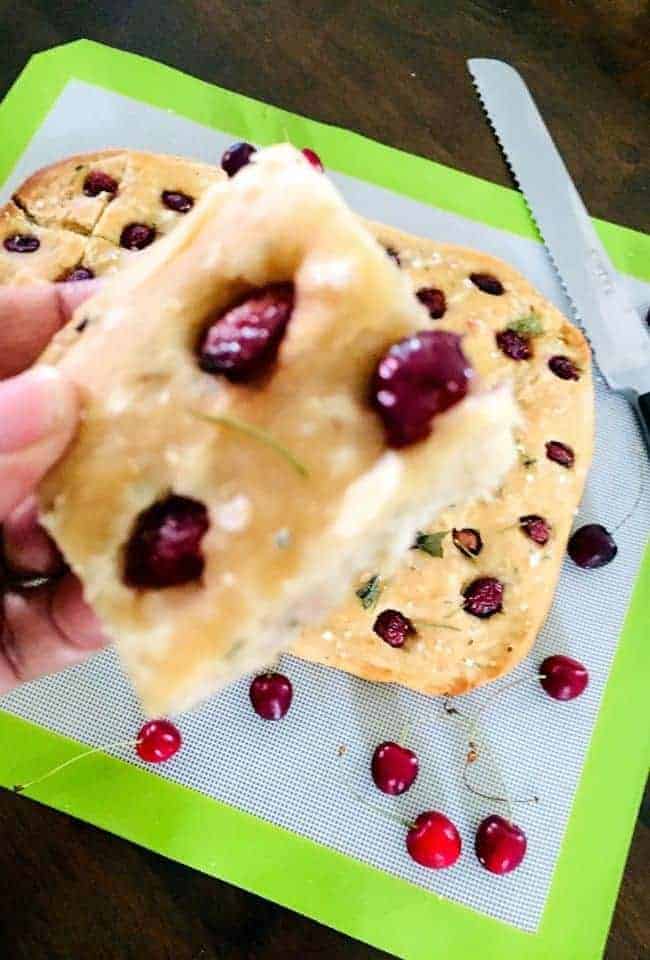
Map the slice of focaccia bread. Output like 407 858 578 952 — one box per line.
36 145 517 714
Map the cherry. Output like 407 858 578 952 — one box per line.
548 355 579 380
416 287 447 319
371 330 473 447
161 190 194 213
384 245 401 266
221 141 257 177
136 719 182 763
249 672 293 720
545 440 574 468
519 514 551 546
496 329 531 361
83 170 118 197
540 654 589 701
373 609 415 648
198 283 294 381
452 527 483 557
3 234 39 253
469 273 504 295
371 741 419 795
302 147 324 171
120 222 156 250
59 266 95 282
567 523 617 569
123 494 209 589
406 811 462 869
462 577 503 618
475 815 526 874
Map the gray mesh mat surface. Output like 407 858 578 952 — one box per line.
1 82 648 932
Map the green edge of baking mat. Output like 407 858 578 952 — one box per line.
0 40 648 960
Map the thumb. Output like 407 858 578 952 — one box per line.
0 366 77 521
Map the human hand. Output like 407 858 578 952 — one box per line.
0 282 108 694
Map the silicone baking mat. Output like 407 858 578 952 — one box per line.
0 42 648 960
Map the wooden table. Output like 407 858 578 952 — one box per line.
0 2 647 957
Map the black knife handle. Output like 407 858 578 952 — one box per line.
633 392 650 455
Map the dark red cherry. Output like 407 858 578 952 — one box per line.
462 577 503 618
539 654 589 701
249 672 293 720
548 355 579 380
475 815 527 874
519 514 551 546
372 609 415 648
136 719 182 763
83 170 118 197
371 741 419 795
496 329 531 360
4 234 39 253
59 266 95 282
416 287 446 319
406 811 462 869
371 330 473 447
120 222 156 250
470 273 504 295
545 441 574 468
198 283 294 381
452 527 483 557
567 524 617 569
221 141 257 177
302 148 324 171
124 494 209 589
161 190 194 213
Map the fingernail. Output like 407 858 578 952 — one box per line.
0 366 72 454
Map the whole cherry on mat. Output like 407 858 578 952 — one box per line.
567 523 617 569
406 811 462 869
136 719 182 763
250 672 293 720
221 141 257 177
475 815 527 874
539 654 589 701
371 741 419 795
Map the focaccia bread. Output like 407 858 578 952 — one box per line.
35 145 518 714
295 223 593 695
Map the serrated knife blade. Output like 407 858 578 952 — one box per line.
467 57 650 451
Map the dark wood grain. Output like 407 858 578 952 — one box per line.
0 2 648 958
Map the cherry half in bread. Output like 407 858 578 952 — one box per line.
452 527 483 558
161 190 194 213
373 609 415 648
568 523 617 569
120 222 156 251
519 514 551 546
496 329 532 361
136 719 182 763
198 283 294 382
301 148 324 171
462 577 503 618
371 330 473 448
406 811 462 869
83 170 118 197
548 355 579 380
123 494 209 589
249 672 293 720
469 273 504 295
539 654 589 701
545 440 574 468
4 234 40 253
416 287 447 319
60 266 95 282
371 741 419 795
475 815 527 875
221 141 257 177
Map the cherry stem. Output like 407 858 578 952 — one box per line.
13 738 141 793
612 466 645 533
416 620 462 632
352 793 411 830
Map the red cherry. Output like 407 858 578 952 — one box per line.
161 190 194 213
496 329 532 361
567 523 617 569
452 527 483 557
302 147 324 171
539 654 589 701
371 741 419 795
519 514 551 546
469 272 504 295
123 494 209 589
406 811 462 869
548 355 579 380
120 222 156 250
249 672 293 720
462 577 503 618
83 170 118 197
545 440 574 468
221 141 257 177
416 287 447 319
59 266 95 282
4 233 40 253
372 609 415 648
475 815 527 874
136 719 182 763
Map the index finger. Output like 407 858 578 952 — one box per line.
0 280 100 379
